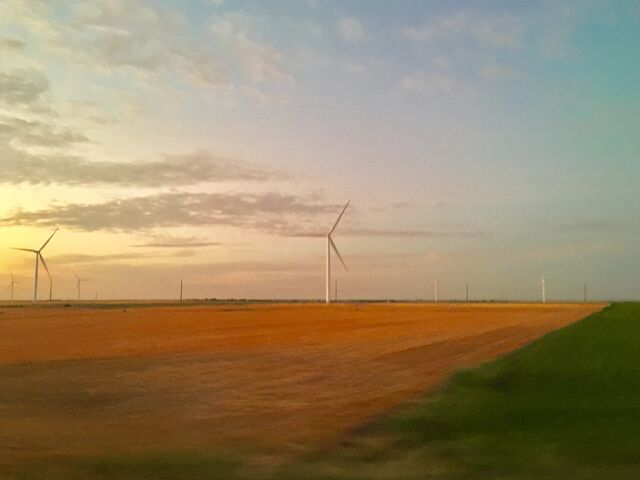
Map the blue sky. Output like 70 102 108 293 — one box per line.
0 0 638 300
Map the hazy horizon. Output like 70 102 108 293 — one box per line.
1 1 639 301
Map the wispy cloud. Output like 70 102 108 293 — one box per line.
0 36 25 52
131 235 226 248
0 192 339 232
0 115 88 148
369 201 413 212
48 250 196 265
399 71 458 95
403 10 524 49
0 69 49 109
1 0 290 90
210 13 291 85
56 0 227 88
285 227 485 238
0 150 280 187
337 17 366 43
556 220 640 234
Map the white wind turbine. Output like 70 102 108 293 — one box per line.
73 271 90 302
11 228 58 303
540 277 546 304
8 273 18 301
326 201 350 304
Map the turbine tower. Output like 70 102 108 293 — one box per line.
434 280 438 303
326 201 350 304
540 277 546 304
11 228 58 302
73 271 89 302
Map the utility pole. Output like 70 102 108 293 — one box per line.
584 283 587 304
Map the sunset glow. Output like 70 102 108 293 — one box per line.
1 1 639 301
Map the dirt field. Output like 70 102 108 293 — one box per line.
0 303 603 467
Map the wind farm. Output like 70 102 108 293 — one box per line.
1 1 639 479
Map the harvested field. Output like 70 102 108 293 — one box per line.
0 303 603 469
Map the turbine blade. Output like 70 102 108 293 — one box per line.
72 270 79 280
328 200 351 235
329 237 348 273
11 248 37 253
39 227 59 251
39 253 51 277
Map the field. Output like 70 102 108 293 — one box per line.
282 303 640 480
0 302 603 478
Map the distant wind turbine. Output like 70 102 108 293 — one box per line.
434 280 438 303
8 273 18 301
73 271 90 302
540 277 546 304
11 228 58 303
326 201 350 304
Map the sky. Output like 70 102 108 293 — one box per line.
0 0 639 302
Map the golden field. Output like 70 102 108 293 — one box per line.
0 302 603 469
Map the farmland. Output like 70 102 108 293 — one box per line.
0 302 603 478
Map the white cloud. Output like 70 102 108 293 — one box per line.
403 10 523 49
210 14 291 85
337 17 365 43
399 72 457 96
1 0 229 89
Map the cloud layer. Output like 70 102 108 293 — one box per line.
1 192 339 233
0 150 280 187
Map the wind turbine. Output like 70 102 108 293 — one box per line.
540 277 546 304
326 201 350 304
73 271 90 302
8 273 18 301
11 228 58 302
434 280 438 303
